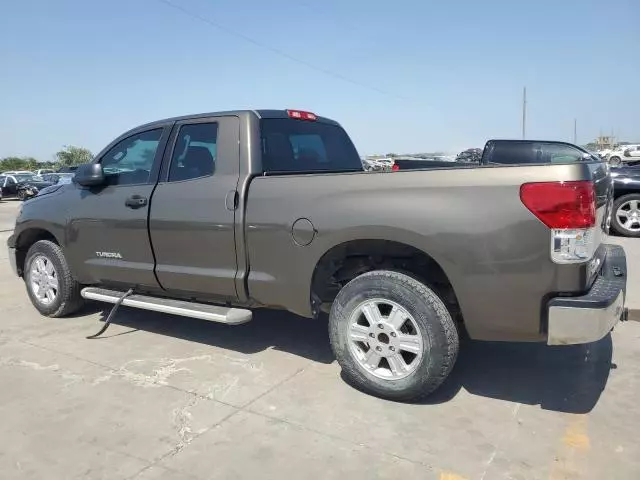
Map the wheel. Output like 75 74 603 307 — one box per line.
17 190 25 201
609 156 622 167
329 270 459 401
24 240 84 317
611 194 640 237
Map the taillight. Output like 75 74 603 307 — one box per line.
519 181 595 229
391 163 400 171
287 110 317 121
520 181 597 264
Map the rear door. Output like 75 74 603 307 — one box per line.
149 116 240 301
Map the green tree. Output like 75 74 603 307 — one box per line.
55 145 93 167
0 156 42 172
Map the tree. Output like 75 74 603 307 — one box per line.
55 145 93 167
0 156 42 172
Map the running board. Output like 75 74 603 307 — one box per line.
80 287 252 325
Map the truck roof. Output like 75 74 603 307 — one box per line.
132 109 340 133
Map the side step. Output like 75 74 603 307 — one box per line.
80 287 252 325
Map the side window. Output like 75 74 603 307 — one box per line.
541 144 585 163
100 128 163 186
169 123 218 182
6 176 16 186
488 142 538 164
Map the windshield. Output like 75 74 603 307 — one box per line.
260 119 363 173
14 174 40 182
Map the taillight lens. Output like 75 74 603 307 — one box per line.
520 181 598 264
520 181 596 229
391 163 400 171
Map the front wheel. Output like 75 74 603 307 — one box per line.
329 270 459 401
24 240 84 317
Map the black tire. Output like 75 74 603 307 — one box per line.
611 193 640 238
17 190 25 201
24 240 84 317
609 156 622 167
329 270 459 401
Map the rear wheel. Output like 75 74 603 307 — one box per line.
609 156 622 167
329 270 459 401
24 240 84 317
611 194 640 237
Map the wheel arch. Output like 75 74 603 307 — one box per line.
310 237 464 331
14 227 61 276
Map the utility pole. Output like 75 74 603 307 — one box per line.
573 118 577 144
522 87 527 140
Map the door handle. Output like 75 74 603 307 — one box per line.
125 195 148 209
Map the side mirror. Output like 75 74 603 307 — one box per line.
73 163 105 187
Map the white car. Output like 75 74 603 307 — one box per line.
607 145 640 166
1 170 33 175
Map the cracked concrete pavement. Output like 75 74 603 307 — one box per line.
1 199 640 479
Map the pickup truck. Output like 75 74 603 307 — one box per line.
7 109 628 401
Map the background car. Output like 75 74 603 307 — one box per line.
607 145 640 166
0 173 55 200
610 163 640 237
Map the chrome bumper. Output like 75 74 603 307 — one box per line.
7 246 18 276
547 245 627 346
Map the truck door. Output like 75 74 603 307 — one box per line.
149 116 240 301
66 126 171 287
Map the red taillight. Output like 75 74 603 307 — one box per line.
520 181 596 229
392 163 400 171
287 110 317 121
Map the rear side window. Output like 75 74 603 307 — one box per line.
488 142 539 164
488 142 589 164
169 123 218 182
260 119 362 173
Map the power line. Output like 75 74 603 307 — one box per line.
154 0 404 100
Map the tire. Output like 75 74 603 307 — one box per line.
329 270 459 401
609 156 622 167
17 190 25 201
24 240 84 317
611 193 640 238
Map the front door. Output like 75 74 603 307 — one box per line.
2 176 19 198
66 126 171 287
149 116 240 301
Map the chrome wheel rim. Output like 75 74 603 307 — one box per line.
347 298 424 380
616 200 640 233
29 255 59 305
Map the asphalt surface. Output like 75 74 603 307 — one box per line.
1 199 639 479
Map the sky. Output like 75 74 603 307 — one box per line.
1 0 638 160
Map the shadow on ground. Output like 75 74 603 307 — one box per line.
94 305 336 364
95 304 613 414
423 335 614 414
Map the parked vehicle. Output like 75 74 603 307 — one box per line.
41 173 75 184
610 164 640 237
393 140 603 171
455 148 483 163
605 145 640 166
6 109 627 401
35 169 55 176
1 170 33 176
0 174 55 200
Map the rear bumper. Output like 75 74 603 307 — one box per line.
547 244 627 345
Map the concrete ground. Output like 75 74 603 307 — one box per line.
1 199 639 480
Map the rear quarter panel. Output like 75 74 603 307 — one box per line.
245 162 609 341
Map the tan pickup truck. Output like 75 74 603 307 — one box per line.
7 109 627 400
